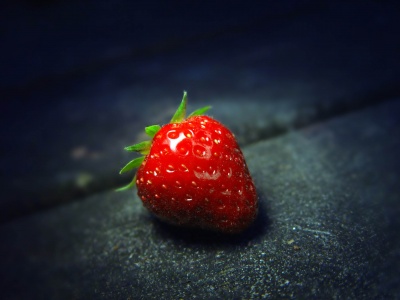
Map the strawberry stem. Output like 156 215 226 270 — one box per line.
170 91 187 123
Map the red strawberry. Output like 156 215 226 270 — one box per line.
118 92 258 233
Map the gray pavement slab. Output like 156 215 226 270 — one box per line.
2 1 400 222
1 99 399 299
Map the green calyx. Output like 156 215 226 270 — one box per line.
117 91 211 191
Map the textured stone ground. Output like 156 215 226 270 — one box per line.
1 99 399 299
1 1 399 299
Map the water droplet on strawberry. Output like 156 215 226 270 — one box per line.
178 146 189 155
166 164 175 173
167 130 178 139
179 164 189 172
193 145 209 158
194 168 221 180
167 131 186 152
221 189 231 196
175 181 182 188
226 167 232 178
196 131 213 146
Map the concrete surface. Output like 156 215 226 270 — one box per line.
1 99 399 299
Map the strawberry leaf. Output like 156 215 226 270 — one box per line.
119 156 145 174
124 141 151 154
145 125 161 138
188 105 211 118
170 91 187 123
116 175 137 192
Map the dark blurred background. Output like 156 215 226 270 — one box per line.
1 0 399 222
0 0 399 298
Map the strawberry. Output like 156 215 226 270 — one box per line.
118 92 258 233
